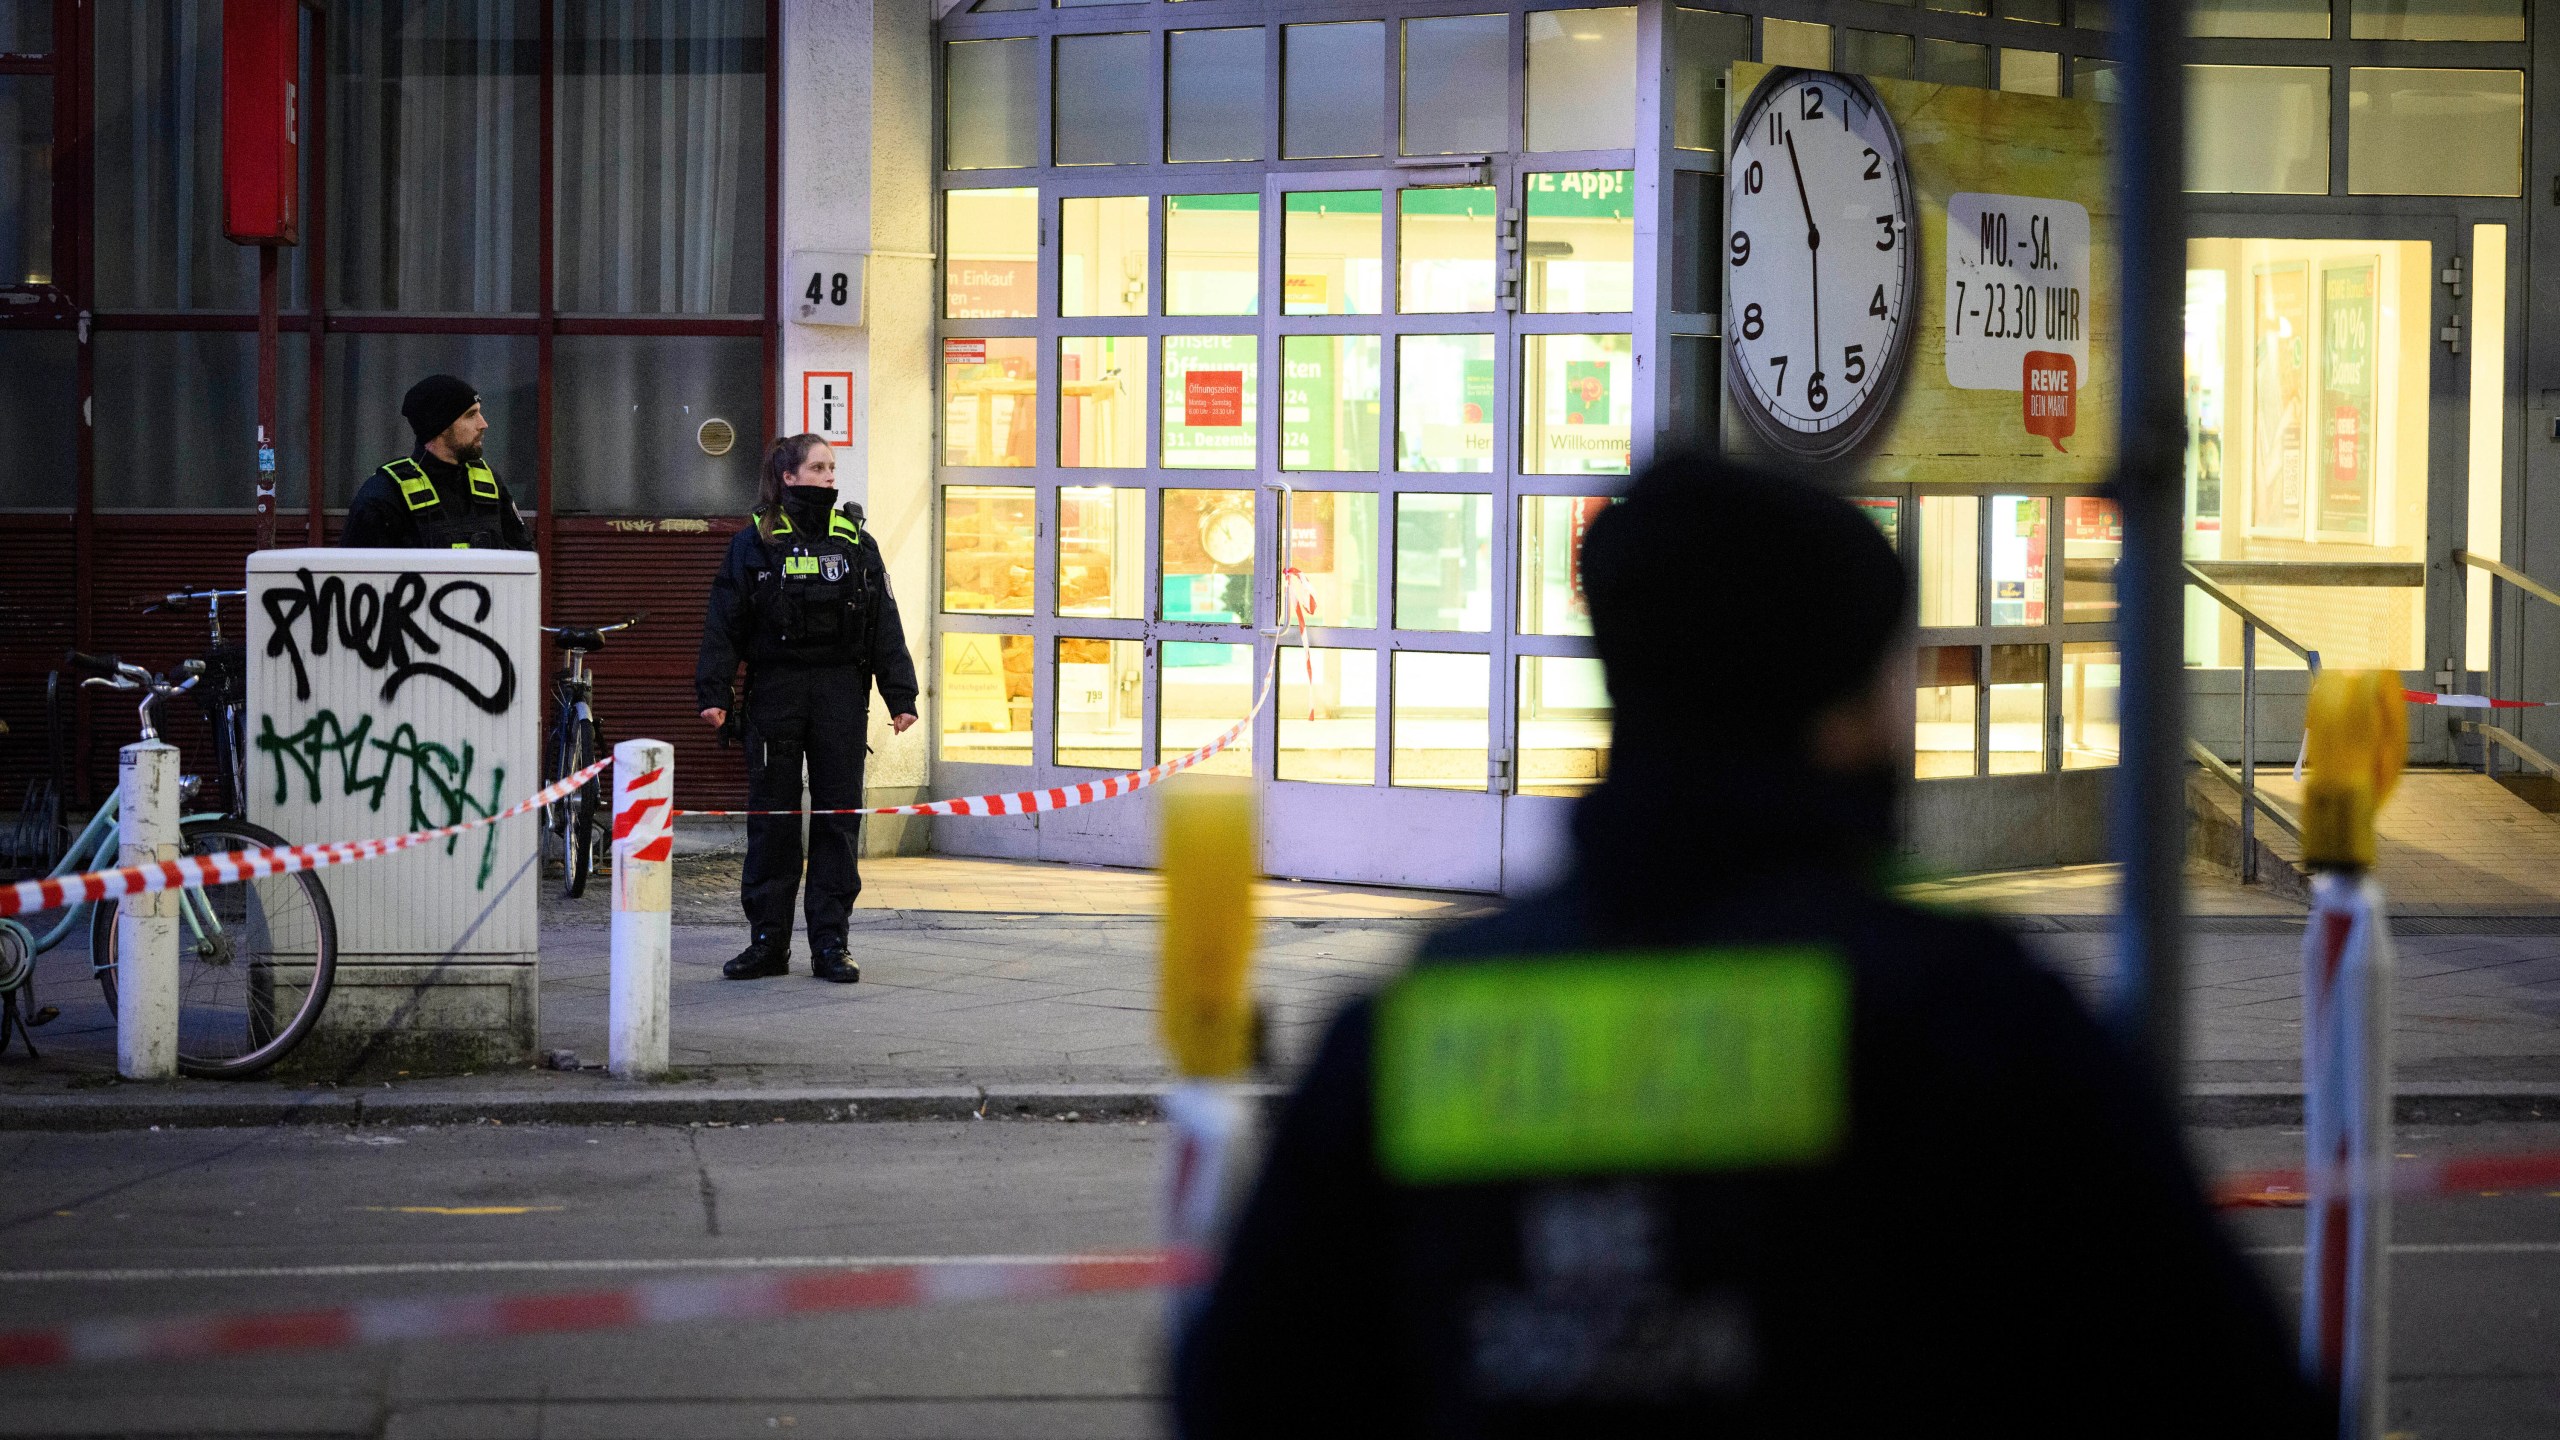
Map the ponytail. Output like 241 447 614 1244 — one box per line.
754 433 830 540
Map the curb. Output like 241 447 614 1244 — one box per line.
1 1080 2551 1132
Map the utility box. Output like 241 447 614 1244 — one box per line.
245 549 541 1073
221 0 301 245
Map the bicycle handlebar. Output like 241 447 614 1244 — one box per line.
136 588 245 614
540 613 646 637
64 650 121 680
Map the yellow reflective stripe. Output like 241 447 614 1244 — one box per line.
766 509 795 536
828 511 861 544
382 457 437 512
1372 948 1849 1185
465 461 500 502
783 556 820 576
452 542 471 549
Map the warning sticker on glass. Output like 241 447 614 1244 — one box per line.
1943 193 2090 395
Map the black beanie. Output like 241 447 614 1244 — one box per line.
1580 452 1907 757
402 374 480 445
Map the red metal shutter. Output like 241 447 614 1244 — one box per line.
545 517 749 813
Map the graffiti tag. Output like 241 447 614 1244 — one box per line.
260 569 516 716
254 709 510 888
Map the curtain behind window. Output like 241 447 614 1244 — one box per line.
555 0 764 316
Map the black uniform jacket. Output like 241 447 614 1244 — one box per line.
340 447 534 550
1174 762 2326 1440
693 496 920 717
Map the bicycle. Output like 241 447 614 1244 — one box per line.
539 614 642 900
0 642 340 1077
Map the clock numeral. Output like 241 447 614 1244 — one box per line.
1743 160 1763 195
1953 280 1965 335
1730 230 1751 267
1807 372 1829 413
1766 110 1784 147
1862 147 1882 181
1844 344 1867 385
1870 284 1888 318
1740 302 1764 340
1875 215 1897 252
1799 86 1825 122
1767 354 1788 397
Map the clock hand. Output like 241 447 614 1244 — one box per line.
1786 129 1823 392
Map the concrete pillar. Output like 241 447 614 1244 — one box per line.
610 739 675 1080
116 740 181 1080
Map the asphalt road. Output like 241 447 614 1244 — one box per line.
0 1121 2552 1438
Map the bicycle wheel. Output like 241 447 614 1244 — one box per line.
93 818 340 1079
562 716 601 900
540 711 571 844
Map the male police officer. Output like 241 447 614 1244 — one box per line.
695 435 918 984
1174 456 2324 1437
341 374 534 550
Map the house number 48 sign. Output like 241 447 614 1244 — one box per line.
791 250 867 327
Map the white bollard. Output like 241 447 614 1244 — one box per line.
609 739 675 1080
2302 870 2394 1440
116 740 181 1080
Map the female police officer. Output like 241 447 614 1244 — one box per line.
695 435 918 983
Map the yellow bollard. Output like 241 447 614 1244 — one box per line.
2299 670 2407 872
1158 775 1257 1079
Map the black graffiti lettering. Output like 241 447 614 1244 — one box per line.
260 568 515 715
384 580 516 714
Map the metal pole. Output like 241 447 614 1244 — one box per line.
255 244 280 552
116 740 181 1081
2107 0 2191 1089
2242 624 2258 884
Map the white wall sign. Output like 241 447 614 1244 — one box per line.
803 371 854 445
1942 193 2091 391
791 249 867 327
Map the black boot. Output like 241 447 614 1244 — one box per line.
723 937 790 980
811 943 860 984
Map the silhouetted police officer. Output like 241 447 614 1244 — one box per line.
695 435 918 983
341 374 533 550
1174 456 2325 1437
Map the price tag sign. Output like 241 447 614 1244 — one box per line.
1942 193 2088 392
791 250 867 327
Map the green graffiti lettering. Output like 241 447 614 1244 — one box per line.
254 709 510 889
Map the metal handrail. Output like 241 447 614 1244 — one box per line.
2464 721 2560 780
2188 738 2303 840
2451 553 2560 783
2454 549 2560 614
2183 564 2321 884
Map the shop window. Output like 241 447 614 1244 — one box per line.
1061 196 1148 317
0 333 72 508
556 0 764 316
1989 495 2049 627
1523 334 1634 476
100 333 308 510
1836 31 1913 81
1394 492 1495 632
1059 486 1146 619
946 37 1037 171
2186 67 2328 195
1997 0 2065 22
1 76 50 287
943 337 1038 468
1055 33 1150 166
1672 9 1751 154
2000 50 2062 96
2467 225 2509 671
1915 646 1979 779
1402 14 1508 157
2063 642 2119 769
1519 496 1610 637
1162 335 1259 469
945 188 1038 319
1163 488 1258 622
0 5 51 48
2190 0 2327 36
1060 336 1147 469
1667 335 1719 448
1280 647 1378 784
2073 58 2121 103
1284 191 1384 316
1169 28 1265 164
941 633 1033 766
1056 637 1143 771
941 485 1037 615
1286 491 1381 629
1161 641 1254 776
1166 193 1259 316
1281 335 1383 472
1284 22 1386 160
2062 497 2121 624
1988 644 2047 774
2348 69 2523 197
1671 172 1715 313
2352 0 2522 39
1399 186 1497 314
1852 497 1901 548
1397 333 1496 473
1762 20 1831 68
1524 171 1634 313
1519 656 1612 796
553 336 760 515
1928 0 1990 14
1918 40 1992 90
1392 651 1490 790
1917 495 1980 628
1525 8 1636 152
321 333 531 507
2074 0 2114 25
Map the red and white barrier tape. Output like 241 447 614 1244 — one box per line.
0 757 613 920
0 1249 1206 1371
2402 689 2554 710
2216 1149 2560 1209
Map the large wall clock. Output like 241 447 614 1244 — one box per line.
1724 68 1920 463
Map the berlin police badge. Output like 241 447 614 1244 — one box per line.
819 553 849 583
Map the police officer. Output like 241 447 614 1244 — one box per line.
1174 456 2325 1437
341 374 534 550
695 434 918 984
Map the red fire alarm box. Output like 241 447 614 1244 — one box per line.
222 0 300 245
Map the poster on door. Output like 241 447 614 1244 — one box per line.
2249 261 2308 537
2318 259 2377 539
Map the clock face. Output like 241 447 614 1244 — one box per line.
1724 69 1919 463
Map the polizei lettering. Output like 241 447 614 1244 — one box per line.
260 568 517 715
